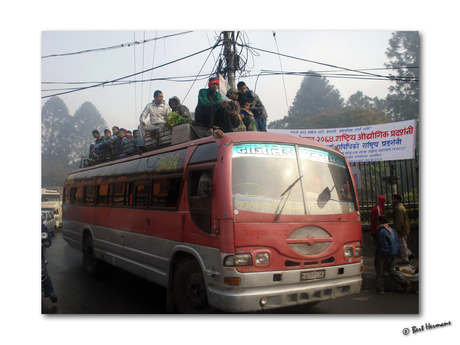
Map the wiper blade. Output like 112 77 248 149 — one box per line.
275 175 303 220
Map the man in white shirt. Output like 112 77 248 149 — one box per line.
138 90 171 150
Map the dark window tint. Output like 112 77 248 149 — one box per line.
134 181 149 208
85 186 96 205
98 184 111 206
152 177 182 208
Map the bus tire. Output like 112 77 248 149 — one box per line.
83 237 104 278
173 257 215 314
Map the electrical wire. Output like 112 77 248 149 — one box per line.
239 43 416 84
183 35 223 104
42 31 419 101
41 31 193 58
272 31 293 128
41 43 222 99
256 69 418 83
148 31 158 103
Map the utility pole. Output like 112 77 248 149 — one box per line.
223 31 236 88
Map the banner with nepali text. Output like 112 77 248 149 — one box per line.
268 119 417 163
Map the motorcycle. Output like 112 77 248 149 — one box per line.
42 232 57 303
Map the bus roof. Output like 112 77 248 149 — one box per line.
69 131 345 176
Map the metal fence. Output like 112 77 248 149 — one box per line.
350 155 419 223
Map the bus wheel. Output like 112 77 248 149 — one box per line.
83 237 103 278
173 257 215 314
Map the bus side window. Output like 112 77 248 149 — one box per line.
76 187 84 204
85 185 96 205
64 188 71 203
152 177 182 209
134 181 149 208
98 184 111 206
188 169 213 233
189 170 213 198
69 187 77 204
198 172 212 198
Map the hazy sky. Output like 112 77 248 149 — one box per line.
5 0 460 341
41 30 395 131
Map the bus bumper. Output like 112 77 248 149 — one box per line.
207 261 363 313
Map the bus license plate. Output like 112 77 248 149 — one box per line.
301 269 326 282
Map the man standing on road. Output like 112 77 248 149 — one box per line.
138 90 171 151
392 194 414 264
375 216 411 294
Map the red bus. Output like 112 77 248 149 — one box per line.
62 131 363 313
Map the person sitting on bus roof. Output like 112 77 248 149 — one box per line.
239 98 258 131
122 129 136 155
195 77 233 136
126 129 138 154
91 129 116 157
225 88 246 132
137 90 171 151
89 130 103 158
169 96 191 119
237 81 268 132
112 126 119 135
114 128 130 157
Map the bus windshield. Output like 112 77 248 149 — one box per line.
232 143 356 216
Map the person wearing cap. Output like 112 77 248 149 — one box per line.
138 90 171 151
226 88 246 131
195 77 233 135
237 81 268 132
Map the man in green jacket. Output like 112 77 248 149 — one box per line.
392 194 414 264
195 77 233 135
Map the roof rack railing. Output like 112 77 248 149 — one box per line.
79 123 210 168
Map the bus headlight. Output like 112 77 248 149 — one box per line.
344 247 353 258
255 253 270 265
224 254 253 267
355 247 363 257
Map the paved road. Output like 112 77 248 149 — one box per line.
42 232 419 314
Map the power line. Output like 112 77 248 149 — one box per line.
272 31 293 128
242 44 412 83
183 35 223 104
41 43 221 99
41 75 213 93
41 67 418 95
42 65 418 86
257 69 419 83
41 31 193 58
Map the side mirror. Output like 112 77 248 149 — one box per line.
317 187 331 208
